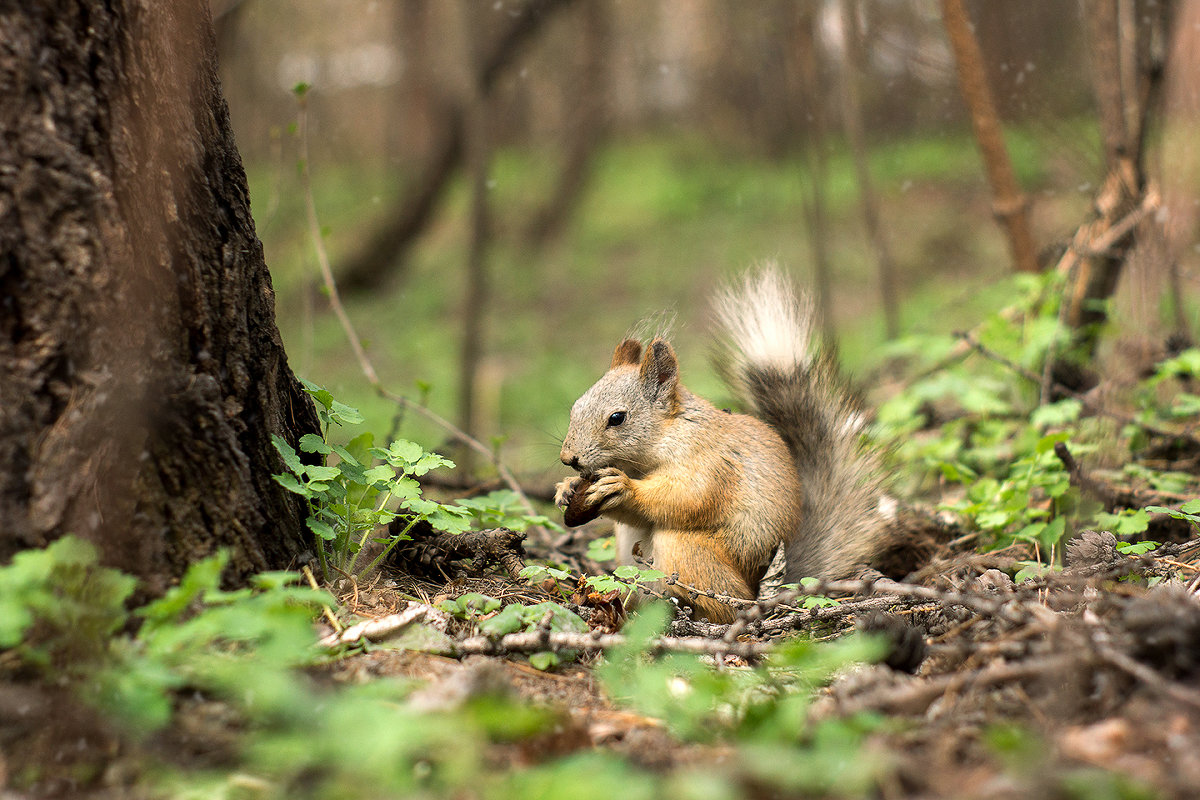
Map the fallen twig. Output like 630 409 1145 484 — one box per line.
320 603 447 648
303 564 343 633
435 630 773 661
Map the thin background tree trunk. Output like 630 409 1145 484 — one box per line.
796 9 836 344
338 0 577 294
458 3 495 473
525 0 610 245
839 0 901 340
0 1 319 588
941 0 1040 275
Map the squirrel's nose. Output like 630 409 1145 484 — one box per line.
561 450 580 470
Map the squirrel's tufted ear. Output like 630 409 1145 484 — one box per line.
639 338 679 401
610 338 643 368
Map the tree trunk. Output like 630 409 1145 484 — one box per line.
0 1 320 590
839 0 901 340
525 0 611 246
458 2 497 475
941 0 1040 275
796 9 836 344
336 0 577 295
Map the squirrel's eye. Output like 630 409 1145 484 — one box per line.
607 411 627 427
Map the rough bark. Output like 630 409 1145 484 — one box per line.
1055 0 1169 338
0 1 320 590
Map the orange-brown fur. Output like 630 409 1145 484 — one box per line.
556 269 891 623
557 337 803 623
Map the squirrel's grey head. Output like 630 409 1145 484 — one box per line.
560 337 681 477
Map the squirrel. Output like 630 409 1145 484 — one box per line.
555 267 893 623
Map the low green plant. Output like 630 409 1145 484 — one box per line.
0 537 333 735
584 564 667 600
438 592 504 618
595 602 892 795
1114 539 1159 556
1144 498 1200 531
273 380 540 580
938 429 1076 555
0 536 135 674
517 562 575 598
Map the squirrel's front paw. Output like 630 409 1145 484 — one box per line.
554 476 583 509
586 467 632 511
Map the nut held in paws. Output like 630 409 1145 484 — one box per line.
562 477 600 527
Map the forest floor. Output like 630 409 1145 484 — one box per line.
314 481 1200 800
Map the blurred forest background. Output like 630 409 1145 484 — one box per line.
211 0 1200 481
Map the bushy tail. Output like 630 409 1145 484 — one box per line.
713 267 892 583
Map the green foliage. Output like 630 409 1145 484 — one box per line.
480 601 589 670
783 578 842 609
871 272 1200 566
0 539 332 736
0 536 135 672
518 562 574 594
3 537 897 797
1144 498 1200 531
586 534 618 562
585 564 667 602
455 489 552 531
595 603 892 795
1114 539 1159 556
439 592 588 669
273 381 546 580
939 431 1073 553
100 551 334 732
438 592 503 618
1095 508 1152 537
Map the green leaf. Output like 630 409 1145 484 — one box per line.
272 472 311 497
1181 498 1200 514
614 565 666 583
585 575 624 594
344 431 375 464
304 465 342 482
425 504 474 534
1034 431 1071 455
363 464 396 485
1037 516 1066 550
586 536 616 562
271 434 304 475
479 604 526 636
1030 399 1082 428
139 551 229 629
307 518 337 541
528 651 560 671
329 400 364 426
1115 540 1159 556
299 379 334 410
298 434 332 455
329 443 360 466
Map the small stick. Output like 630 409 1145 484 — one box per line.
302 564 343 633
320 603 436 648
